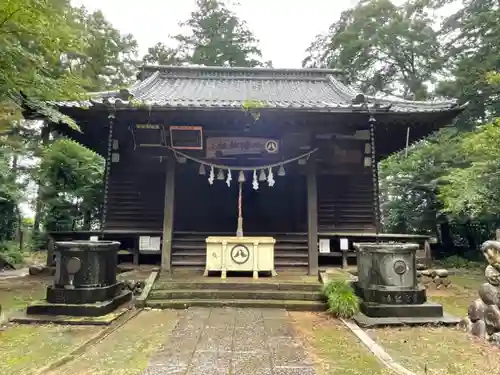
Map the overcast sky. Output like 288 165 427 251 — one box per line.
71 0 361 68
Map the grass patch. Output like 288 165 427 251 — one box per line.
368 325 500 375
48 310 178 375
0 275 50 313
368 269 500 375
290 312 392 375
0 324 102 375
322 280 359 318
425 273 484 317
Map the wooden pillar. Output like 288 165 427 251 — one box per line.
133 236 140 266
161 156 176 272
307 156 319 276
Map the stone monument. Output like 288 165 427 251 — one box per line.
352 242 460 327
464 240 500 344
25 240 132 317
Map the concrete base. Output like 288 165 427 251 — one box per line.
360 301 443 318
26 289 132 317
353 311 461 328
10 307 129 326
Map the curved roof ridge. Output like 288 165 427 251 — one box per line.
326 75 360 101
129 70 160 97
366 92 458 107
141 64 344 76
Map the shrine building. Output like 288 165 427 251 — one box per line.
29 65 465 275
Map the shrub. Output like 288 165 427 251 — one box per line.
438 255 483 269
0 241 24 266
322 280 359 318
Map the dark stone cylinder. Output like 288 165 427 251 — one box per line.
53 240 120 288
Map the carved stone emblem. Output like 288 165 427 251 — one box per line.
230 244 250 265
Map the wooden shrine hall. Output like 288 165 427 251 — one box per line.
30 65 465 276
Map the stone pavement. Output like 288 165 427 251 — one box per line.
142 307 317 375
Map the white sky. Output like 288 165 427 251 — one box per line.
71 0 361 68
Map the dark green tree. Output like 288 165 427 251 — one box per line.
435 0 500 129
38 138 104 232
68 8 140 92
142 42 184 66
174 0 265 67
303 0 443 99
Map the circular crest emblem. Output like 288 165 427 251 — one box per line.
230 244 250 265
393 260 408 275
265 140 278 154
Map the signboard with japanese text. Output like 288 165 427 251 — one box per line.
205 137 280 158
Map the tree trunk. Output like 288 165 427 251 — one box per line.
33 124 50 237
82 210 91 230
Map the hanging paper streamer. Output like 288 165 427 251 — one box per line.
267 167 275 187
278 164 286 176
217 168 224 180
258 169 266 181
252 169 259 190
238 170 246 183
198 164 206 175
208 165 215 185
226 169 232 187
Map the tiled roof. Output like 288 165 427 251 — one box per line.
51 65 464 113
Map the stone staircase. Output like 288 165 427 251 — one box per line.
145 278 325 311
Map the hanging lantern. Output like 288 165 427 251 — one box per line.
277 164 286 176
217 168 225 180
198 164 206 175
238 170 246 183
258 169 266 181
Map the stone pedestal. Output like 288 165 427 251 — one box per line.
204 236 277 279
26 241 132 317
352 242 460 327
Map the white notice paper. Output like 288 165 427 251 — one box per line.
319 239 331 253
149 237 161 251
340 238 349 251
139 236 151 251
89 236 98 242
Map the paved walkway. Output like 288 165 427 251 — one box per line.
142 307 316 375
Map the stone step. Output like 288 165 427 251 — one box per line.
153 281 321 292
148 289 323 301
145 298 326 311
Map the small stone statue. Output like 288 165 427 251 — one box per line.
464 240 500 343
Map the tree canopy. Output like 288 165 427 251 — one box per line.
143 0 269 67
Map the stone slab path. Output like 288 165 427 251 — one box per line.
142 307 316 375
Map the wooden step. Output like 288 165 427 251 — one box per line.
274 251 308 258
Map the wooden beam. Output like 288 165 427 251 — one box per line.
307 156 319 276
161 156 176 272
